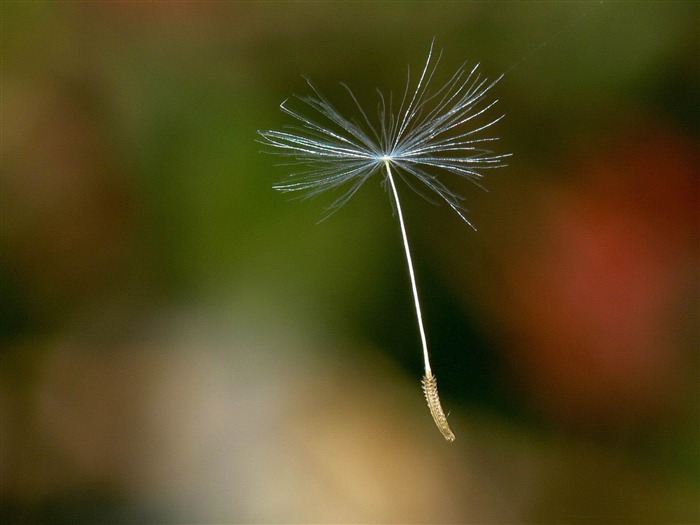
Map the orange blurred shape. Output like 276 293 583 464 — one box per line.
505 121 697 428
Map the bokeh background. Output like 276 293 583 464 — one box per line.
2 1 698 523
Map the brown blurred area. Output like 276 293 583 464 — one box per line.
1 2 698 523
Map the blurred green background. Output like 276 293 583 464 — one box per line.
2 1 698 523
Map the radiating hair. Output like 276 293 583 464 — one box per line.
259 38 510 227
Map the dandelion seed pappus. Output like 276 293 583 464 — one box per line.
258 38 510 440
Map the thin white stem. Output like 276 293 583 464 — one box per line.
384 158 455 441
383 159 431 375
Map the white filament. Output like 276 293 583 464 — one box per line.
383 159 431 375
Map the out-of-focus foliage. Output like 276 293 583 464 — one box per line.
2 2 698 523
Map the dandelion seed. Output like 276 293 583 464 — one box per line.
258 39 510 441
